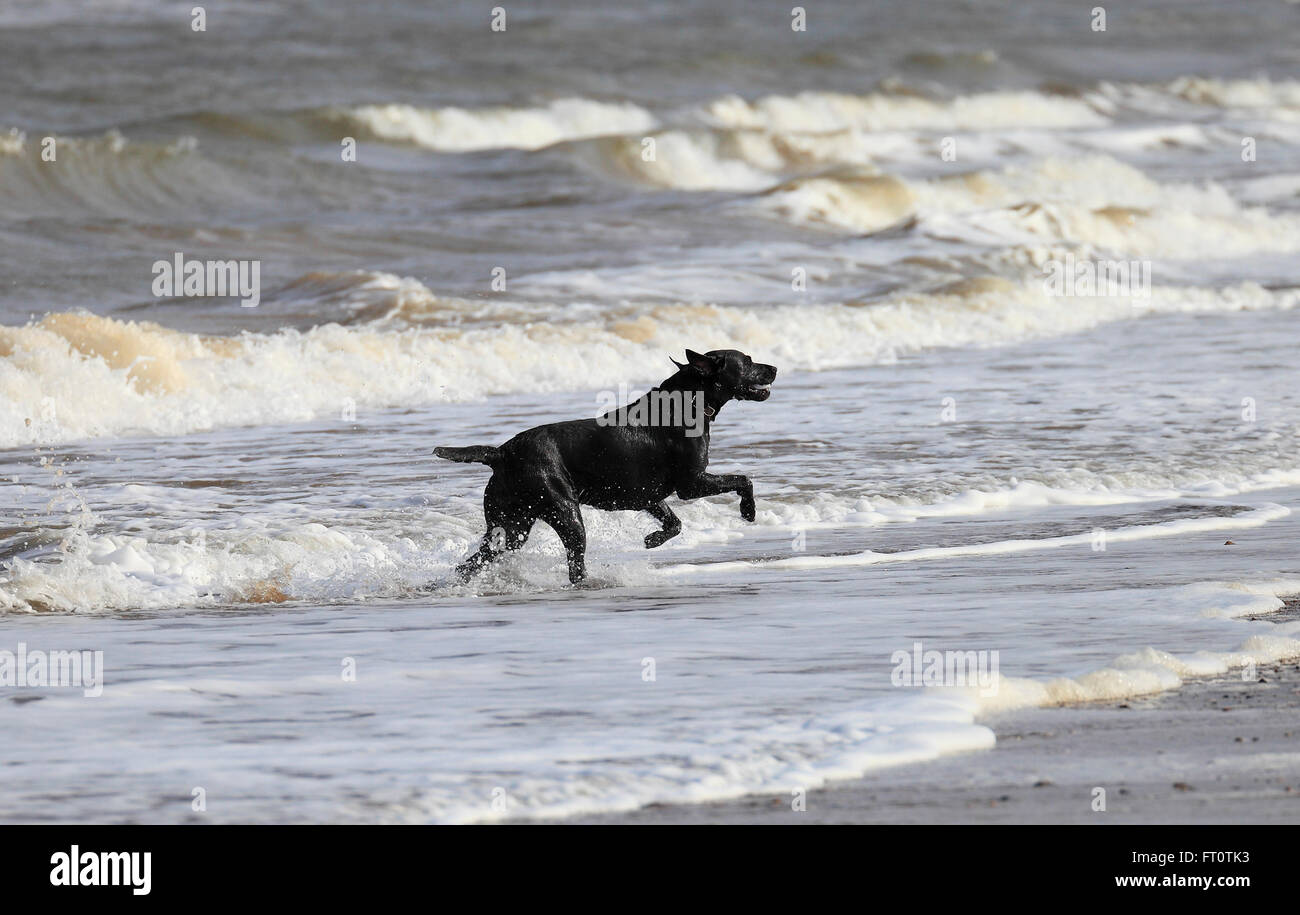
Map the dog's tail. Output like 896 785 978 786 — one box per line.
433 445 502 467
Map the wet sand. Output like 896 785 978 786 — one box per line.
568 614 1300 824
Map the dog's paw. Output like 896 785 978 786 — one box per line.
740 496 756 522
644 531 669 549
567 576 610 590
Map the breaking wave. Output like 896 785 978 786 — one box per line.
1 275 1293 448
328 97 659 152
0 128 254 217
758 155 1300 255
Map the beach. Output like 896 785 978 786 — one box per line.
577 655 1300 824
2 0 1299 824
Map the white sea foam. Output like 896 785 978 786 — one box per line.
386 691 996 823
1160 76 1300 116
759 155 1300 255
8 475 1300 615
355 573 1300 822
977 578 1300 712
659 502 1291 576
329 77 1300 161
337 98 659 152
2 278 1293 448
332 86 1106 158
698 88 1108 133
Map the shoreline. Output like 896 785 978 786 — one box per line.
565 663 1300 824
559 607 1300 824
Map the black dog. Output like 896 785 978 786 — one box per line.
435 349 777 584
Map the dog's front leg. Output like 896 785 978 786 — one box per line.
643 501 682 548
677 473 755 522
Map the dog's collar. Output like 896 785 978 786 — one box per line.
704 405 716 419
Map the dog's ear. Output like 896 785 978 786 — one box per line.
684 349 719 376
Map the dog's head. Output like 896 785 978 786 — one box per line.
676 349 777 402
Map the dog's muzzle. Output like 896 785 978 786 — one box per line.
739 364 777 400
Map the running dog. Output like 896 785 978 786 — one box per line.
434 348 777 584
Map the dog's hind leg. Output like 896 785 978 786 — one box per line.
454 514 533 581
454 480 536 581
541 499 587 584
643 500 682 549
